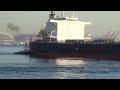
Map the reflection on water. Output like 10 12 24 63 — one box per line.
0 52 88 66
0 54 30 64
45 58 86 65
29 55 87 66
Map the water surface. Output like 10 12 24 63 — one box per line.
0 45 120 79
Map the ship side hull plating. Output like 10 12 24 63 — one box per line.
30 42 120 60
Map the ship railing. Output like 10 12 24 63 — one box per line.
34 40 59 44
32 39 120 44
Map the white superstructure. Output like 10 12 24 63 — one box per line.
42 11 91 42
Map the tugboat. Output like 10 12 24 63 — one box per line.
14 42 32 55
14 48 32 55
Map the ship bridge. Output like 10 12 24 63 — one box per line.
42 11 92 42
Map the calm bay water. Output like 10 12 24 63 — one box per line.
0 45 120 79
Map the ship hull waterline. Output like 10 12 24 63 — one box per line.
30 42 120 60
31 52 120 60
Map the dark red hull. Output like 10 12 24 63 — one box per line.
30 42 120 60
32 52 120 60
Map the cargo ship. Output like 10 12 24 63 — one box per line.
29 11 120 60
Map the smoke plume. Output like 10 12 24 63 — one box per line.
7 23 21 34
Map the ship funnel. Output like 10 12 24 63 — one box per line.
51 11 54 15
50 11 56 19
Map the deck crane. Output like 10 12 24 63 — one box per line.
113 31 120 40
104 30 111 40
109 31 116 40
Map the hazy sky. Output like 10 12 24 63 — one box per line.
0 11 120 38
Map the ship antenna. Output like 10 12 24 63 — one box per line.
72 11 74 17
62 11 64 17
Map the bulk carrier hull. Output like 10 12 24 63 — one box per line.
28 11 120 60
29 42 120 60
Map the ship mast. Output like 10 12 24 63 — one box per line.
62 11 64 17
72 11 74 17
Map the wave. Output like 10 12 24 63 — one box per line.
0 52 14 55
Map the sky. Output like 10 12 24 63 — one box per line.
0 11 120 39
